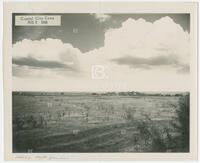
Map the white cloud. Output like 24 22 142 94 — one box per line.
84 16 189 73
103 17 189 66
12 38 82 77
12 16 190 91
13 38 81 62
81 16 190 91
91 13 111 22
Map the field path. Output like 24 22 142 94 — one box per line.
33 123 138 152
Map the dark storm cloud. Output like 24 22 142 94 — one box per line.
13 56 78 71
111 55 189 73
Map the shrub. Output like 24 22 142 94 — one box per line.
172 94 190 151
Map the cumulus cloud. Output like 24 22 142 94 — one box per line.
102 17 190 73
83 16 190 77
91 13 111 22
12 39 81 77
12 16 190 91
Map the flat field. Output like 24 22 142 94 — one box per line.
12 92 188 153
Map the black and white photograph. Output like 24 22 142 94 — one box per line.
3 1 198 161
12 12 191 153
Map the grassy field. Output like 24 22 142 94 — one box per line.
12 92 189 153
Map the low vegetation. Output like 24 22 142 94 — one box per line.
12 92 189 152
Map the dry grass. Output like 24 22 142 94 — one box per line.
12 92 188 152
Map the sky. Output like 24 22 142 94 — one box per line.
12 13 190 92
